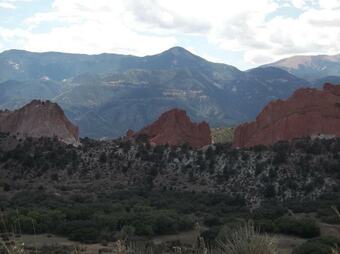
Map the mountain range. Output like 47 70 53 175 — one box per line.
1 47 339 138
265 53 340 80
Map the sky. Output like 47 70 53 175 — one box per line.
1 0 340 70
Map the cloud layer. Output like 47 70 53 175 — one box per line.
1 0 340 68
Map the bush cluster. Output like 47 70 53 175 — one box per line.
255 216 320 238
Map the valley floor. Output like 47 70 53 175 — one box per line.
11 232 306 254
9 221 340 254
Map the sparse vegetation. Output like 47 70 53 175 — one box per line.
2 133 340 252
217 221 277 254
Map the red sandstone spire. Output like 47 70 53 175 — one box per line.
0 100 80 146
132 108 211 148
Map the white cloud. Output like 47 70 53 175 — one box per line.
291 0 309 8
12 0 177 56
0 1 16 9
2 0 340 67
23 23 176 56
244 8 340 63
0 0 33 9
318 0 340 9
186 46 225 63
111 0 340 65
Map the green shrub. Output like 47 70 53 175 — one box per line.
204 215 221 227
255 219 277 233
99 152 107 163
201 226 220 242
276 216 320 238
254 216 321 238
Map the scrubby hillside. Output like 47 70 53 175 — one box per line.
1 134 340 206
2 134 340 247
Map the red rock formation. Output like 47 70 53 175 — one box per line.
234 83 340 148
126 129 134 139
0 100 80 146
133 108 211 148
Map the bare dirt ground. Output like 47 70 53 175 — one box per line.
16 231 306 254
17 234 113 254
274 234 306 254
320 223 340 238
13 223 340 254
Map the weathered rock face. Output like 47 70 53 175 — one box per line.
234 83 340 148
132 108 211 148
0 100 80 146
126 129 134 139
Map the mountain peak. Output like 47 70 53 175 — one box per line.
164 46 192 55
157 46 201 60
263 53 340 80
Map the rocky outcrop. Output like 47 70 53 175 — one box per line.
234 83 340 148
0 100 80 145
132 108 211 148
126 129 134 139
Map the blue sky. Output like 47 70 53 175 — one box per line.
1 0 340 70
